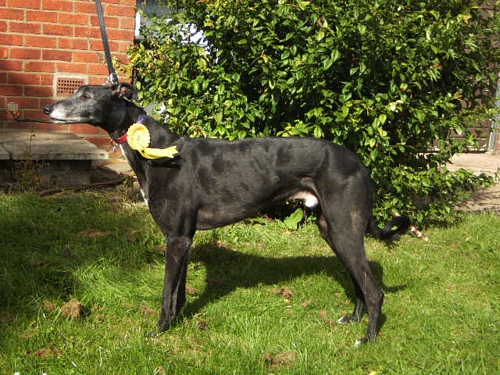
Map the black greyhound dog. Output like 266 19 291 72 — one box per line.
44 83 410 345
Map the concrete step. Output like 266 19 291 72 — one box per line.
0 129 109 188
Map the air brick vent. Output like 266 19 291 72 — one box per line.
55 77 87 97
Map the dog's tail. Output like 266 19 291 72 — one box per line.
368 215 411 241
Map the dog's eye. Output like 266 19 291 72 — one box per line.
82 91 92 99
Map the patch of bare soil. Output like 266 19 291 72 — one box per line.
61 299 86 319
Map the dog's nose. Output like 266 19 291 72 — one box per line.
43 104 52 115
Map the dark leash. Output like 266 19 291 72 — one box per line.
8 0 119 124
95 0 119 85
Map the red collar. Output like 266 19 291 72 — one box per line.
115 133 128 144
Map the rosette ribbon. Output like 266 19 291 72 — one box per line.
127 123 179 159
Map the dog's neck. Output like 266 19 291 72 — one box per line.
110 104 180 147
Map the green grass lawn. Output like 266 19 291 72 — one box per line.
0 191 498 374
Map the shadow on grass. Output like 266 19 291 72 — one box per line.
181 242 407 332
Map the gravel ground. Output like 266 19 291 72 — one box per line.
448 153 500 214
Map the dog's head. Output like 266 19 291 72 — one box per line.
44 83 138 133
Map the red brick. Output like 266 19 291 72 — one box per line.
88 76 111 85
43 23 74 36
75 26 101 39
58 37 90 50
70 123 100 134
90 39 104 51
8 72 48 85
25 61 56 73
0 47 8 59
42 0 73 12
74 1 96 14
10 48 42 60
24 35 57 48
24 85 53 97
9 0 41 9
56 62 89 74
90 15 119 28
10 21 42 34
107 17 121 28
2 33 24 46
73 51 100 63
108 28 134 41
0 59 23 71
0 72 7 83
0 8 25 20
43 50 73 62
0 84 24 96
90 40 120 53
58 12 90 26
106 4 134 17
88 63 109 76
0 20 7 32
41 72 56 85
120 17 136 30
26 10 58 23
6 70 33 85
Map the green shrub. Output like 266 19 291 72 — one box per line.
128 0 499 224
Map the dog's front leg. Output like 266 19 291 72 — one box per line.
158 236 192 332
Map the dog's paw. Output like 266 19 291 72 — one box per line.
354 337 369 347
337 315 350 324
336 314 361 324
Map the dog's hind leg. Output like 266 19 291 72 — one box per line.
339 259 384 346
158 236 192 332
317 213 383 344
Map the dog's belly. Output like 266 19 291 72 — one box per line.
196 190 319 230
196 206 251 230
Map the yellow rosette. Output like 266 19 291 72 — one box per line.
127 123 179 159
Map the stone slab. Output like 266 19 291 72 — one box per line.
0 130 108 161
0 129 108 188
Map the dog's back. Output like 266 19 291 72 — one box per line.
143 136 371 230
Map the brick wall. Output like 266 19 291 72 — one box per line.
0 0 136 149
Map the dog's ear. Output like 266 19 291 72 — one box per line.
111 83 138 101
